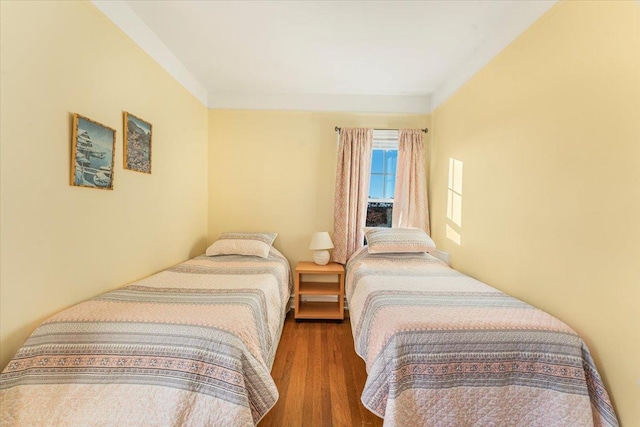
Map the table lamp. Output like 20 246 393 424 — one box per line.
309 231 334 265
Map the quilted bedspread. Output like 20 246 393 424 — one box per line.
0 248 291 427
346 247 618 427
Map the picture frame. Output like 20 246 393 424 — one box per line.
123 112 152 174
71 113 116 190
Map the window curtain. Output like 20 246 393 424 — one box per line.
392 129 431 234
332 128 373 264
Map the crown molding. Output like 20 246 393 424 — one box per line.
91 0 208 106
208 92 432 114
93 0 558 114
430 0 557 112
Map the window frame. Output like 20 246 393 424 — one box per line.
368 130 399 204
366 130 399 228
369 149 397 203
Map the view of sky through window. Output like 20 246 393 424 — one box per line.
369 149 397 200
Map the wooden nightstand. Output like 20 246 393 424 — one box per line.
294 262 345 320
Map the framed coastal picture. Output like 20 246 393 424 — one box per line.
123 112 152 174
71 114 116 190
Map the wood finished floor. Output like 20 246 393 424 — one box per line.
259 313 383 427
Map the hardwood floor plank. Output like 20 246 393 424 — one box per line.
284 320 309 426
259 313 383 427
320 324 334 425
303 322 322 426
330 321 353 427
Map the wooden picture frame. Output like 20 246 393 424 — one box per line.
71 113 116 190
123 112 152 174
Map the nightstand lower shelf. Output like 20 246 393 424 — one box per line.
296 301 343 319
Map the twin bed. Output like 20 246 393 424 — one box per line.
1 234 291 426
1 229 618 426
347 228 618 427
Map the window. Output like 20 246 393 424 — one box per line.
366 130 398 228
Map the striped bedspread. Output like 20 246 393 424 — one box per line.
346 247 618 427
0 248 291 427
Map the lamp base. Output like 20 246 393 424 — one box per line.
313 250 330 265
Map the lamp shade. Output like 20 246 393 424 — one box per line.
309 232 334 250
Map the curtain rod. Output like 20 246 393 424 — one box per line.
334 126 428 134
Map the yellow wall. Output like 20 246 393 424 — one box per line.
3 0 638 424
208 110 429 267
0 1 209 369
429 1 640 424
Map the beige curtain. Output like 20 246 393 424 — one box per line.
332 128 373 264
392 129 430 234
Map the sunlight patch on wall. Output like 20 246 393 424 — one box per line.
446 224 461 245
446 158 463 244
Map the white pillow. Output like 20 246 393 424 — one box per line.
364 227 435 254
205 232 277 258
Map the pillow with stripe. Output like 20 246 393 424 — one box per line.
365 227 435 254
206 232 277 258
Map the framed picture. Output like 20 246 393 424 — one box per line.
71 114 116 190
123 112 152 174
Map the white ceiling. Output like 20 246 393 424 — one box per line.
94 1 557 113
